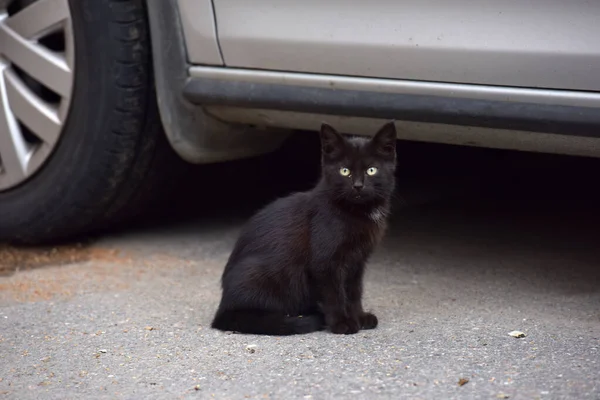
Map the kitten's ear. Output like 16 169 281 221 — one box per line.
371 121 397 158
320 123 345 159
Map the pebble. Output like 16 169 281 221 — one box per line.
246 344 257 354
508 331 526 338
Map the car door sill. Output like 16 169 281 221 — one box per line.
183 67 600 138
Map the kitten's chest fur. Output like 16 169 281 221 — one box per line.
311 202 389 264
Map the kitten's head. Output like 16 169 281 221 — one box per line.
319 121 397 206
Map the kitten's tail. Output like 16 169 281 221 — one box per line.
211 309 324 335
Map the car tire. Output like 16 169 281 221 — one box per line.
0 0 182 243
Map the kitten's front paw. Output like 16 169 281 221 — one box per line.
330 318 360 335
359 312 378 329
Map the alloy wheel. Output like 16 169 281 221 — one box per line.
0 0 74 191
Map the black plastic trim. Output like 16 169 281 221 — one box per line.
183 77 600 137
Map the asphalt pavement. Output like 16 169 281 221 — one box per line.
1 137 599 399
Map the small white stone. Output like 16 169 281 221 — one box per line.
508 330 526 338
246 344 257 353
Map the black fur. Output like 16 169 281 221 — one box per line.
211 122 397 335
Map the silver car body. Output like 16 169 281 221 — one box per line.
157 0 600 160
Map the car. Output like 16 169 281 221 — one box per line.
1 0 599 243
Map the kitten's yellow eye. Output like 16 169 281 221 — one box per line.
367 167 378 176
339 168 351 177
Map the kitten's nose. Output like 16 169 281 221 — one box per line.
353 182 364 191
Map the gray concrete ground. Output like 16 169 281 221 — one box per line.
1 139 599 399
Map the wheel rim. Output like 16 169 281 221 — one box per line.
0 0 74 191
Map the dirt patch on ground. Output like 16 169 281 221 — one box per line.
0 244 126 276
0 245 138 303
0 246 200 303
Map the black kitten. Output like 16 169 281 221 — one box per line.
211 122 397 335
